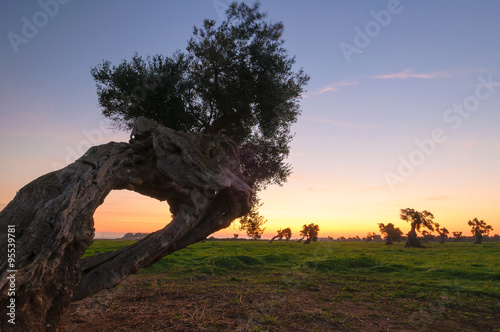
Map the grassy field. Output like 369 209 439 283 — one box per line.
63 240 500 331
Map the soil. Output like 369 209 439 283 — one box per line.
60 273 496 331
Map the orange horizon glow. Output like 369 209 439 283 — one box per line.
92 189 499 240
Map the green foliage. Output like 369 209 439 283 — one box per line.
90 2 309 191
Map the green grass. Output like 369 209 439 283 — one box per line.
84 240 499 297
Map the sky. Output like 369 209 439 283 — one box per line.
1 0 499 239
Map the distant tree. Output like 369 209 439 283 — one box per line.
378 223 404 245
268 229 284 243
364 232 377 242
233 234 239 239
400 208 435 248
421 230 435 243
90 2 309 236
282 227 292 241
435 223 449 244
300 223 320 244
339 236 346 242
452 231 463 242
468 218 493 244
239 197 266 240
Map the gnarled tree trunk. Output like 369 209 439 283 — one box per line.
0 117 251 331
405 229 424 248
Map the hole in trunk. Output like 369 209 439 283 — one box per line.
93 189 172 240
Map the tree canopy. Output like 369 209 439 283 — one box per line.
378 222 404 245
300 223 320 244
281 227 292 240
468 218 493 244
91 2 309 191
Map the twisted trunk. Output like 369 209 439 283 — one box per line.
0 117 251 331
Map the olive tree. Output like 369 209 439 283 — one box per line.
468 218 493 244
378 222 404 245
400 208 435 248
90 2 309 231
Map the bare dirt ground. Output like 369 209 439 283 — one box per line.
60 273 496 331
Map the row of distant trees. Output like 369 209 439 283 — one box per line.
376 209 495 247
235 223 321 244
231 208 495 247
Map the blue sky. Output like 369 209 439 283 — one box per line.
1 0 499 238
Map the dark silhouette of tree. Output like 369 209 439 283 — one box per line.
378 222 404 245
239 196 266 240
90 2 309 233
435 223 449 244
268 229 284 243
468 218 493 244
400 208 435 248
421 230 435 243
233 234 239 239
364 232 377 242
300 223 320 244
452 231 463 242
282 227 292 241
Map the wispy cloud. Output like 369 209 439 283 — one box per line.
318 81 359 94
303 81 359 98
370 69 450 80
313 117 373 129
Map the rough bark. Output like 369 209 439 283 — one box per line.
0 117 252 331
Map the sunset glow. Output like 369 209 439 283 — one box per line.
1 1 499 240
